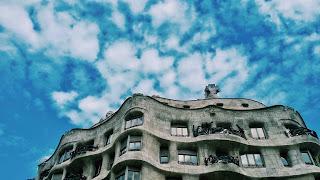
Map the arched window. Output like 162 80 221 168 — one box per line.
125 111 144 129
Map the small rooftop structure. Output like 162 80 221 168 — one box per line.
204 84 220 99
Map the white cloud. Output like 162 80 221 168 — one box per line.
256 0 320 23
103 40 139 71
0 4 40 47
159 70 176 88
0 2 100 60
37 6 100 61
78 96 107 115
177 53 207 92
205 48 250 96
149 0 194 32
126 0 148 14
51 91 78 107
132 79 158 95
140 49 174 73
111 10 125 30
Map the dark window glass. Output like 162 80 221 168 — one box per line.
58 147 72 164
115 173 125 180
93 158 102 177
105 130 113 145
216 103 223 107
128 170 141 180
280 152 290 167
241 103 249 107
120 138 127 156
160 147 169 164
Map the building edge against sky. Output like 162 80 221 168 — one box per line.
37 84 320 180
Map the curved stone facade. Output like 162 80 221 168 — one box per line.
37 94 320 180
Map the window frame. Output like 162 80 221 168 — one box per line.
120 137 128 156
240 153 264 167
280 151 290 167
128 136 142 151
93 158 102 178
250 127 266 139
171 124 189 137
125 112 144 130
301 151 314 165
160 147 169 164
115 167 141 180
105 130 113 146
58 147 73 164
178 150 198 165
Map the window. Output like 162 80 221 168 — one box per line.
280 152 290 167
120 135 142 156
115 173 125 180
58 147 72 164
250 127 266 139
240 153 264 167
129 136 142 151
301 151 313 165
160 146 169 164
116 167 141 180
125 112 143 129
241 103 249 107
120 137 128 156
51 173 63 180
105 130 113 145
178 150 198 165
216 103 223 107
183 105 190 109
93 158 102 178
108 153 115 170
127 169 141 180
171 124 188 136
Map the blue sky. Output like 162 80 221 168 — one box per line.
0 0 319 179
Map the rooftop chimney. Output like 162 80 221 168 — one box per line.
204 84 220 99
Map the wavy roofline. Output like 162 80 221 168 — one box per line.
151 95 266 107
39 94 299 166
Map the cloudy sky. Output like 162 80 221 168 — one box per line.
0 0 319 179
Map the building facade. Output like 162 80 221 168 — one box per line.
38 85 320 180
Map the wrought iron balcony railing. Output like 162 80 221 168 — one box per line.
70 144 98 159
193 122 246 139
204 155 240 166
64 173 86 180
285 127 318 139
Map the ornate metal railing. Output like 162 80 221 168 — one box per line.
39 169 50 180
204 155 240 166
70 144 98 159
192 122 246 139
64 173 86 180
286 127 318 139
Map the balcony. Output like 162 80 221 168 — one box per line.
204 155 240 166
70 144 98 159
286 127 318 139
64 173 86 180
192 122 246 139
